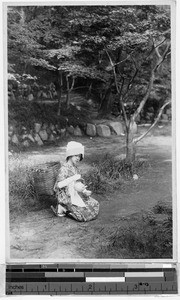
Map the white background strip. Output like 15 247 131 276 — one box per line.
86 277 125 282
125 272 164 277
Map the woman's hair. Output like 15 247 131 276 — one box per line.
75 178 85 184
66 154 83 161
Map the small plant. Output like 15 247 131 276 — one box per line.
84 153 150 194
84 164 123 194
152 201 172 214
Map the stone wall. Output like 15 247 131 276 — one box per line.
8 122 82 149
8 110 171 151
8 120 126 150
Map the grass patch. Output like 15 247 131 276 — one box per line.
9 158 55 218
152 124 172 136
9 152 150 217
138 124 172 137
97 202 172 259
84 153 151 194
9 162 37 217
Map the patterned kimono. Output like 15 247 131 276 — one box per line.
54 162 99 222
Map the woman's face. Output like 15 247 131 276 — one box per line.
70 154 81 165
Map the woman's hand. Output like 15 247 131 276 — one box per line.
83 189 92 196
73 174 81 181
57 174 81 189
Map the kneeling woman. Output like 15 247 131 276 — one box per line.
51 141 99 222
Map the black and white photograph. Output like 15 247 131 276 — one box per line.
6 2 176 261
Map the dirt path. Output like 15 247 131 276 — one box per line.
9 134 172 260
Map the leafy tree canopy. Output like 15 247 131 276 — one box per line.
8 5 171 108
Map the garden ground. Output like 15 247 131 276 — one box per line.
8 125 173 260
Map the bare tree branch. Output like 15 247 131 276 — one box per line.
119 76 125 96
66 75 69 91
153 38 167 58
144 37 167 62
154 41 171 72
57 71 63 116
65 75 75 108
133 101 171 144
71 76 75 91
114 39 149 67
122 55 139 98
73 85 90 90
132 39 170 123
105 49 128 127
113 49 135 67
105 50 119 91
132 64 155 123
166 51 171 57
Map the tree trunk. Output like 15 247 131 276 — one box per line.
99 88 113 116
66 92 70 109
105 41 171 163
99 78 114 116
65 75 75 109
125 121 136 162
57 71 63 117
57 90 62 117
65 75 70 109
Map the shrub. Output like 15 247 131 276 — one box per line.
83 154 150 194
84 164 124 194
152 201 172 214
9 162 36 216
8 101 66 130
8 100 92 133
8 158 53 218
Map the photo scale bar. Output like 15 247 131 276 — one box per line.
6 265 177 273
6 265 177 293
86 277 125 282
6 278 172 283
6 281 178 295
6 265 176 271
6 269 176 282
6 271 168 279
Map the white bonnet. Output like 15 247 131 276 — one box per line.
66 141 84 161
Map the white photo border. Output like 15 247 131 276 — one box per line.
1 0 179 278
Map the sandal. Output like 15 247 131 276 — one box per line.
51 205 66 217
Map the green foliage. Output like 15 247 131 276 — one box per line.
83 154 150 194
8 99 92 132
46 46 81 60
8 101 60 129
152 201 172 214
28 58 56 71
8 5 171 118
58 63 107 82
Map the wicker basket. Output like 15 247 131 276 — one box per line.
32 161 61 196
